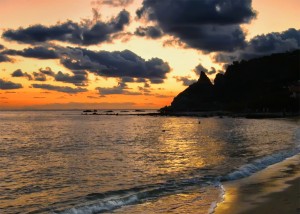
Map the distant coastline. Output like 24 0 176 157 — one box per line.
79 109 300 119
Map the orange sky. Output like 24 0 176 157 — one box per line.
0 0 299 109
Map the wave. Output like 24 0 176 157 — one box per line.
57 147 300 214
56 177 220 214
220 147 300 182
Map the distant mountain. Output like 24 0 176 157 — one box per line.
162 50 300 113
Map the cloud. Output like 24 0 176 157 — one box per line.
92 0 134 7
2 10 130 45
11 69 33 80
3 46 59 59
137 0 256 52
59 46 171 83
0 44 4 50
134 26 163 39
2 44 170 84
194 63 208 75
193 63 218 76
11 66 88 85
32 71 47 81
96 81 141 95
31 84 88 94
54 70 89 86
87 95 100 99
11 69 25 77
38 67 56 76
137 82 152 94
174 76 197 86
0 79 23 90
0 53 11 63
214 28 300 63
11 68 51 81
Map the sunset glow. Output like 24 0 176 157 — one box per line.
0 0 299 109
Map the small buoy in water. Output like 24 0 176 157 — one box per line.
198 120 201 124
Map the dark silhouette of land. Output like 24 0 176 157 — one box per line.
160 50 300 118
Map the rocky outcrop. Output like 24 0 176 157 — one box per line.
162 50 300 113
170 71 215 111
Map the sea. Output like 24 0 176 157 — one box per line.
0 110 299 214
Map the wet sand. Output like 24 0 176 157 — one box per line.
215 154 300 214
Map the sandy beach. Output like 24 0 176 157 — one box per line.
215 154 300 214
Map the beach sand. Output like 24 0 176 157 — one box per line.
215 154 300 214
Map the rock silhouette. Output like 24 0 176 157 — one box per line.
162 50 300 113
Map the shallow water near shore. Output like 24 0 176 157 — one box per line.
215 154 300 214
0 111 299 213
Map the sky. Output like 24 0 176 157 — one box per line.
0 0 299 110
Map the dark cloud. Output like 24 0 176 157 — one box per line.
194 64 218 76
121 76 135 82
11 69 33 80
0 79 23 90
59 47 170 83
134 26 163 39
207 67 217 75
137 82 152 94
0 53 11 63
96 81 141 95
174 76 197 86
32 84 88 94
121 77 149 83
11 69 24 77
92 0 134 7
137 0 256 52
87 95 100 99
3 46 59 59
32 72 47 81
215 28 300 63
149 78 164 84
0 44 4 50
11 68 52 81
2 44 170 83
38 67 56 76
54 70 89 86
194 63 208 75
2 10 130 45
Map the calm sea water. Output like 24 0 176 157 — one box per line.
0 111 299 214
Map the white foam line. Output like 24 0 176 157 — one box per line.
60 195 138 214
209 147 300 214
208 181 225 214
222 147 300 182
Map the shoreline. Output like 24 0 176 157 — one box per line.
215 154 300 214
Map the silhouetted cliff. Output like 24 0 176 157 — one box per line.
162 50 300 113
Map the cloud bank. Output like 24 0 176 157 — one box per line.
2 10 130 46
58 46 171 83
0 79 23 90
31 84 88 94
137 0 256 52
215 28 300 63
